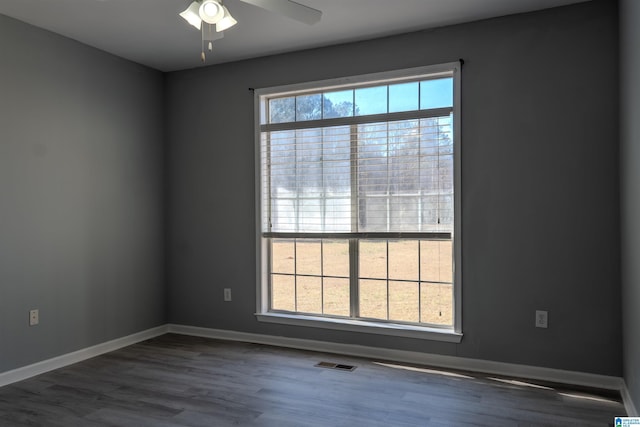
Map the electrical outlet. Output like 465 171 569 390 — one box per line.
29 309 39 326
535 310 548 328
224 288 232 302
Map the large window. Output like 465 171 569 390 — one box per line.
256 64 461 341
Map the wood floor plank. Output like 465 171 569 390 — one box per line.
0 333 626 426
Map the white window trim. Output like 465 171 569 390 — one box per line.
254 63 462 342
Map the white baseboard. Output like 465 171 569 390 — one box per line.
0 325 168 388
2 322 633 415
168 324 624 392
622 382 639 416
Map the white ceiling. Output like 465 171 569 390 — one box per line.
0 0 590 72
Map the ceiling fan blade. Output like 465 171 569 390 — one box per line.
239 0 322 25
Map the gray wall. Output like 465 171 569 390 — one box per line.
621 0 640 412
166 1 621 375
0 16 166 372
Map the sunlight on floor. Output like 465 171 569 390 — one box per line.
373 362 474 379
488 377 555 390
364 360 622 413
558 392 621 405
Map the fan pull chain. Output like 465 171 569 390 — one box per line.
201 24 206 62
201 24 214 63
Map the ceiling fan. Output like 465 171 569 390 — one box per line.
179 0 322 62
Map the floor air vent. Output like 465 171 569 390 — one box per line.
315 361 357 371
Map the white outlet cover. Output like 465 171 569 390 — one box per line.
29 309 39 326
535 310 548 328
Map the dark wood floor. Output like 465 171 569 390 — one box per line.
0 334 625 426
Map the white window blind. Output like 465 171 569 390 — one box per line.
260 73 455 237
262 118 453 234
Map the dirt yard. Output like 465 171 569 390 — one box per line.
270 239 453 326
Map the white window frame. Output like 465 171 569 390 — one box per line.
254 63 462 343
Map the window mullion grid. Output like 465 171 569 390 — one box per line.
264 126 273 313
418 121 423 322
321 239 324 315
267 237 273 311
264 130 271 309
295 130 300 233
386 239 390 321
385 121 390 319
350 124 359 233
386 122 390 232
266 132 273 232
294 239 298 312
261 68 457 329
437 119 441 227
321 128 326 235
349 238 359 319
418 239 422 323
321 127 326 315
349 123 359 319
418 120 423 233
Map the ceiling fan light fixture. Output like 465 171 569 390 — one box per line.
199 0 225 24
216 6 237 32
180 0 323 64
179 1 202 30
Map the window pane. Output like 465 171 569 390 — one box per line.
323 126 351 231
297 199 319 231
421 282 453 325
390 196 419 232
359 279 387 320
420 116 452 154
297 128 322 197
421 195 448 232
388 240 418 281
297 276 322 314
323 278 350 316
296 240 321 276
355 86 387 116
359 240 386 279
271 274 295 311
389 82 419 113
325 198 351 232
358 123 388 197
270 97 295 123
425 116 454 155
271 239 294 274
269 130 297 232
420 78 453 110
323 126 351 197
296 94 322 121
419 117 453 232
358 123 388 232
438 194 454 231
358 197 387 232
270 198 296 232
323 90 354 119
420 240 453 283
389 281 419 323
420 166 438 198
323 240 349 278
387 119 420 232
389 120 420 194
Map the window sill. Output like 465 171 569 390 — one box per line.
255 312 463 343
